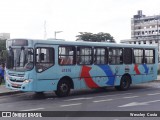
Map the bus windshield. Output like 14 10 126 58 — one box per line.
6 47 34 72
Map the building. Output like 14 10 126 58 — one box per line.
131 10 160 40
0 33 10 40
120 10 160 60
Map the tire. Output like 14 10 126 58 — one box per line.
115 75 131 91
55 79 70 97
35 92 44 95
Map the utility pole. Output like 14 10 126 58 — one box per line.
54 31 63 39
44 20 47 39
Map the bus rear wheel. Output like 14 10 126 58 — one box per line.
115 75 131 91
55 79 70 97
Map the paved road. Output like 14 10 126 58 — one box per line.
1 81 160 120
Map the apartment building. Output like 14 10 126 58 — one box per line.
121 10 160 60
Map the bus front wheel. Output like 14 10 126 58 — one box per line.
55 79 70 97
115 75 131 91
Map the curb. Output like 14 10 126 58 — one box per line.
0 91 23 96
152 80 160 82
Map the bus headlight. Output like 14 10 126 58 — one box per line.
23 79 32 83
5 75 10 81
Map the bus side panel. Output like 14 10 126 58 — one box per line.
131 75 142 84
114 76 121 86
36 80 59 92
79 65 123 88
142 64 157 82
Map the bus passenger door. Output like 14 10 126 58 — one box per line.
35 45 56 91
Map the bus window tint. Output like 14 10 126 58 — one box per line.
133 49 143 64
109 48 123 64
36 47 54 72
94 48 107 64
145 49 155 64
59 46 75 65
124 48 132 64
77 47 92 65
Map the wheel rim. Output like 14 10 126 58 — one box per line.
60 83 68 93
122 79 127 88
122 76 129 89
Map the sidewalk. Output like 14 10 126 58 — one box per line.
0 75 160 96
0 85 22 96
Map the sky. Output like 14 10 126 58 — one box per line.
0 0 160 43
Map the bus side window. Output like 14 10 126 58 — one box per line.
59 46 75 65
133 49 143 64
77 47 92 65
94 48 106 64
109 48 122 64
124 48 132 64
36 47 54 72
145 49 154 64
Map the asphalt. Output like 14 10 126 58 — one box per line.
0 75 160 96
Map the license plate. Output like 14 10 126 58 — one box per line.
12 83 21 87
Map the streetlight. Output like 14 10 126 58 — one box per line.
54 31 63 39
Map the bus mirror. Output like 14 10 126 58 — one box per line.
40 53 44 61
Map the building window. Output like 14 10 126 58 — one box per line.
134 41 136 44
155 40 158 43
143 41 146 44
150 41 152 44
149 31 151 34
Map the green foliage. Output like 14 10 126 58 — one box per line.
0 40 7 63
76 32 115 43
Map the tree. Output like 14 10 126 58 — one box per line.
76 32 115 43
0 39 6 51
0 39 7 64
76 32 94 42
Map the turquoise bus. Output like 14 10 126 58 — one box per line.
5 39 158 97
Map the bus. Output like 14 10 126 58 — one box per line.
5 39 158 97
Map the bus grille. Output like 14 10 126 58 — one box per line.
9 73 25 77
10 79 24 82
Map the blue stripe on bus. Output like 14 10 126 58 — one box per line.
97 65 115 85
142 64 149 74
